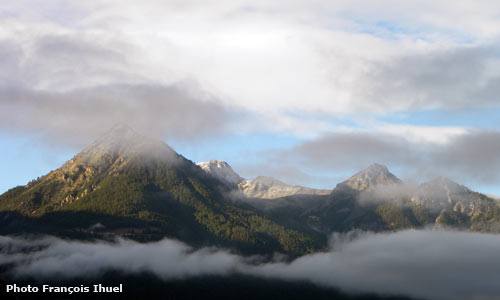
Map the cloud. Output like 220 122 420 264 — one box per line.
0 31 234 147
272 130 500 187
0 33 139 91
0 32 235 147
3 0 500 127
292 132 414 170
233 162 336 189
230 126 500 190
0 236 241 280
356 183 418 206
352 45 500 112
26 34 138 90
92 0 500 115
3 230 500 299
0 83 233 147
248 229 500 300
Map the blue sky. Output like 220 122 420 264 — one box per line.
0 133 74 193
1 0 499 196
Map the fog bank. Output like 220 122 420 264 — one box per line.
2 230 500 300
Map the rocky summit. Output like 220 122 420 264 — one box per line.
197 160 245 186
336 163 402 192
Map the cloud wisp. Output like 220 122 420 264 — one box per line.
2 230 500 300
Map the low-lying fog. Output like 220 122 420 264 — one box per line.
1 229 499 300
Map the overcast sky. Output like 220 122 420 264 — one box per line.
1 0 499 194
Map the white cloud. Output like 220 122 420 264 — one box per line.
375 124 468 145
3 0 500 128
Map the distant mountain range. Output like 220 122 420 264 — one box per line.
1 125 499 255
197 159 330 199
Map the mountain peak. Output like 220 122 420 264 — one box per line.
412 176 476 209
67 125 180 170
366 163 389 173
208 160 230 168
428 176 460 186
106 122 136 134
420 176 469 194
251 176 287 187
337 163 402 191
197 160 245 186
94 123 142 146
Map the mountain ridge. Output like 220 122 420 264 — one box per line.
197 160 330 199
334 163 402 193
239 176 331 199
1 126 500 255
